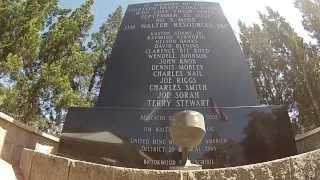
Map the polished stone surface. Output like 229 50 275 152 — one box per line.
59 1 297 169
60 106 296 169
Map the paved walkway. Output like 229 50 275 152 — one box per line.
0 159 23 180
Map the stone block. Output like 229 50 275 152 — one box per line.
30 151 71 180
35 143 54 154
69 160 113 180
290 149 320 179
12 144 24 165
112 167 182 180
19 148 35 180
239 158 291 180
1 140 14 163
12 148 320 180
133 169 182 180
182 168 243 180
183 157 291 180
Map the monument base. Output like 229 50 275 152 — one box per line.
59 105 297 169
169 160 202 170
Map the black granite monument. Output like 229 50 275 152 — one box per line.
59 1 297 169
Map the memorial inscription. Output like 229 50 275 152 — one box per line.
59 2 297 169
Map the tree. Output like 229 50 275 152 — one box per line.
0 0 96 133
239 8 299 106
87 6 123 99
295 0 320 44
0 1 124 134
239 7 320 132
294 0 320 129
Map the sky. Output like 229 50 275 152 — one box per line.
59 0 312 42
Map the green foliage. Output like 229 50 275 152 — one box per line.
295 0 320 43
3 0 320 135
0 0 123 134
87 6 123 98
239 4 320 132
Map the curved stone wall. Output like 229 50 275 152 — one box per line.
0 111 318 179
0 112 59 165
20 148 320 180
296 126 320 153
